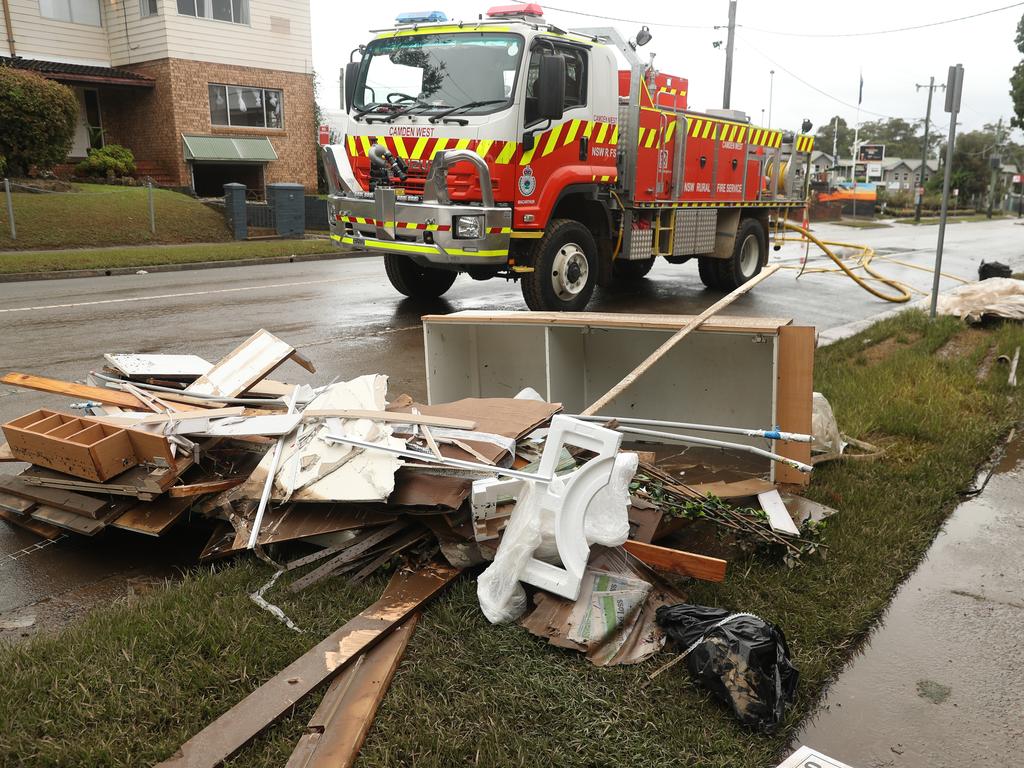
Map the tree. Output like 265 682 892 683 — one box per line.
1011 12 1024 130
814 115 851 160
0 68 78 176
858 117 941 159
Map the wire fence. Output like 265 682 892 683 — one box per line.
2 177 158 243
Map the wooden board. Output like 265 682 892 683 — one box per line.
0 490 35 514
0 506 62 539
111 496 192 536
103 353 212 379
422 311 793 334
0 372 147 409
0 476 107 517
19 457 192 499
285 615 419 768
31 505 105 536
154 564 460 768
622 540 727 582
774 325 815 486
186 330 310 399
167 478 246 498
303 409 476 430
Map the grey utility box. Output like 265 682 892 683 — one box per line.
223 183 247 240
267 183 305 238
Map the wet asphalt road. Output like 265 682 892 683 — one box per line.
0 217 1021 622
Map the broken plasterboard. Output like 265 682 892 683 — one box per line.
237 375 403 503
185 329 314 399
104 354 212 379
757 489 801 536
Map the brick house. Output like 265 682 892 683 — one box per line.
0 0 315 194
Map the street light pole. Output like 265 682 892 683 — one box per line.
768 69 775 127
722 0 737 109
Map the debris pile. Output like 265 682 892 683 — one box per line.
0 323 835 762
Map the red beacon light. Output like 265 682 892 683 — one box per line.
486 3 543 18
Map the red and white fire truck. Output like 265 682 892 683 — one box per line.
323 4 814 311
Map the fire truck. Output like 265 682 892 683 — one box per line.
323 4 814 311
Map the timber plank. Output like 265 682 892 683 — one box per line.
31 505 105 536
0 477 107 517
186 330 308 399
622 540 727 582
111 497 192 536
0 507 61 539
774 325 815 486
154 563 460 768
0 373 146 409
422 310 793 334
284 615 420 768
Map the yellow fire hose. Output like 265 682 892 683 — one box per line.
779 221 913 303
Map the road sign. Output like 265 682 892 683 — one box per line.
1014 174 1023 184
866 162 882 178
318 124 330 145
857 144 885 162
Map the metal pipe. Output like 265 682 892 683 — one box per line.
613 425 814 473
247 390 298 549
147 181 156 234
324 433 551 482
90 370 288 407
4 178 15 240
568 413 813 443
1 0 16 57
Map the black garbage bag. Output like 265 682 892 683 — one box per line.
979 261 1012 280
655 603 798 731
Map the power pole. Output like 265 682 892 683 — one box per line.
831 115 839 187
914 77 943 223
931 63 964 320
767 69 775 127
987 117 1003 219
722 0 737 109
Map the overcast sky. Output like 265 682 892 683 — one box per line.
311 0 1024 142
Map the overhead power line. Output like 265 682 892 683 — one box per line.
737 35 906 121
534 4 715 29
742 2 1024 38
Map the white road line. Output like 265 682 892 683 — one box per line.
0 278 350 314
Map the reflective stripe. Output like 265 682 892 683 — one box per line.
583 121 595 139
520 141 537 165
644 128 657 148
411 136 429 159
454 138 471 150
664 120 676 143
564 118 581 144
495 141 517 164
595 122 609 144
431 138 449 157
690 118 702 137
701 121 713 139
609 125 618 145
359 135 372 155
392 136 408 158
542 123 563 156
476 139 493 158
346 135 356 155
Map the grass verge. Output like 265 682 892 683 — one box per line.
893 213 1006 225
1 311 1023 767
830 219 891 229
0 239 340 274
0 183 232 250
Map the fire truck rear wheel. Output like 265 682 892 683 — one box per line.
522 219 597 311
383 253 457 299
716 218 767 291
612 257 655 281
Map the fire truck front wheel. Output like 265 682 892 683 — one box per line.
383 254 457 299
522 219 597 311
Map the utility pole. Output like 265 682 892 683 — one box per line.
914 77 944 223
767 69 775 127
987 117 1003 219
831 115 839 187
722 0 737 109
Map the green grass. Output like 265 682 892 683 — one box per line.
2 311 1023 767
0 183 232 250
830 219 891 229
0 239 339 274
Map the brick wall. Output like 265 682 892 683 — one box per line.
101 58 316 192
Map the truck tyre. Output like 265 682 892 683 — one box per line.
714 218 767 291
697 256 723 289
522 219 597 311
384 253 457 299
612 257 655 281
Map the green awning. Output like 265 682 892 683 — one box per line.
182 135 278 163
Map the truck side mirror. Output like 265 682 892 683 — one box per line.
537 54 566 121
344 61 361 111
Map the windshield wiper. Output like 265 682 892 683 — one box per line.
352 102 389 120
384 101 448 123
428 99 507 124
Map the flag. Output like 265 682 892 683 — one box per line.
858 73 863 106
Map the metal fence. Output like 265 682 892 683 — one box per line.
246 202 276 229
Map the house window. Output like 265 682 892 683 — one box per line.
140 0 157 16
209 84 283 129
178 0 248 24
39 0 102 25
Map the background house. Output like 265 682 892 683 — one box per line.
0 0 315 194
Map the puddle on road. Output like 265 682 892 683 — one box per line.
794 433 1024 766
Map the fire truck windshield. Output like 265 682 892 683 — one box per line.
355 32 524 116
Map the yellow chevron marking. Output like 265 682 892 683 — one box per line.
644 128 657 148
520 140 537 165
476 139 493 158
346 135 356 155
752 129 762 146
564 119 581 144
430 138 449 158
728 125 738 142
455 138 471 150
359 135 372 155
392 136 408 158
496 141 516 164
583 121 594 139
610 125 618 145
665 120 676 143
736 126 746 142
411 137 429 160
637 127 645 146
595 122 609 144
691 118 702 137
542 123 563 156
701 121 713 139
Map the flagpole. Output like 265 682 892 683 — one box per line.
852 71 862 219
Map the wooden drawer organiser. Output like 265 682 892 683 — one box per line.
2 409 176 482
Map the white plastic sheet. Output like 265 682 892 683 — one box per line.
934 277 1024 323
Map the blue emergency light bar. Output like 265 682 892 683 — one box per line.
395 11 447 24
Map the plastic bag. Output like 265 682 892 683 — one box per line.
655 603 799 732
584 451 637 546
811 391 846 460
476 481 544 624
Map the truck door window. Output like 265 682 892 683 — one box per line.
524 43 588 126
